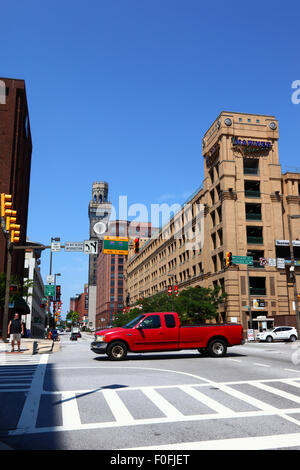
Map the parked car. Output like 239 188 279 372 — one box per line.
256 326 298 343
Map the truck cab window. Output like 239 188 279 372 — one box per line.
165 314 176 328
141 315 161 329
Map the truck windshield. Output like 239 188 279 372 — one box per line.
122 315 145 329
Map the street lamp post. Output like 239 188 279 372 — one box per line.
247 251 253 330
287 215 300 337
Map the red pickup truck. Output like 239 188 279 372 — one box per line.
90 312 244 360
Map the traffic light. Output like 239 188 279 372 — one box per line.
225 251 232 267
6 215 20 231
174 285 179 297
11 228 20 243
9 284 18 294
168 285 173 296
133 238 140 254
0 193 12 217
56 285 61 301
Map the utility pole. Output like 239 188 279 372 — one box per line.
288 215 300 337
2 241 12 342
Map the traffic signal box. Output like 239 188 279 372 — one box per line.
1 193 12 217
133 238 140 254
0 193 20 243
225 251 232 267
174 285 179 297
56 285 61 301
168 285 173 296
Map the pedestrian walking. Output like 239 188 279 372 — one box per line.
8 313 24 353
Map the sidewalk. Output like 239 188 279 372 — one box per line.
0 338 61 355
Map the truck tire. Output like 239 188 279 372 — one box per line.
107 342 128 361
266 336 273 343
207 339 227 358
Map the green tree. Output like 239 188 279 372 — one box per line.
66 310 80 326
112 286 227 327
174 285 227 324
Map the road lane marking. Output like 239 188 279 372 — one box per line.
9 354 48 435
123 431 300 450
253 363 270 368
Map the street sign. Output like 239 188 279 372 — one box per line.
268 258 276 267
247 329 255 341
253 299 265 309
83 240 98 254
45 285 55 297
259 257 268 266
64 242 84 252
277 258 285 269
51 242 61 252
232 255 253 265
103 237 129 255
46 275 55 284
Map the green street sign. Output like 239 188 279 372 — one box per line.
232 255 253 265
45 285 55 297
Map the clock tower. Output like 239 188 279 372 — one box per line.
87 181 112 329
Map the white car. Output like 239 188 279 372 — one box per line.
256 326 298 343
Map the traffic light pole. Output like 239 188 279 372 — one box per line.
1 244 50 343
2 241 12 342
288 215 300 338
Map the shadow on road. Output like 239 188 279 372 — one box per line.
93 351 247 362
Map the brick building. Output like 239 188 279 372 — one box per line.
95 221 157 328
0 78 32 332
126 112 300 333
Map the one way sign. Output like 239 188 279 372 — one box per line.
83 240 98 254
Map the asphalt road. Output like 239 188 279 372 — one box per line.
2 332 300 451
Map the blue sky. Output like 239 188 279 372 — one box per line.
1 0 299 317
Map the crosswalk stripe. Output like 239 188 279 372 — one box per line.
61 392 82 428
215 383 277 412
179 385 232 415
143 388 184 419
251 382 300 404
102 389 134 424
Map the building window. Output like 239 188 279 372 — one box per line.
247 226 263 245
245 203 262 221
249 277 266 296
245 180 260 198
244 158 259 175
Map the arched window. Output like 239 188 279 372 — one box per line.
0 80 6 104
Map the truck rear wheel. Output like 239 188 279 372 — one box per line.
207 339 227 358
107 342 128 361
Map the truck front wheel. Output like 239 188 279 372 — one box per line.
107 342 128 361
207 339 227 358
